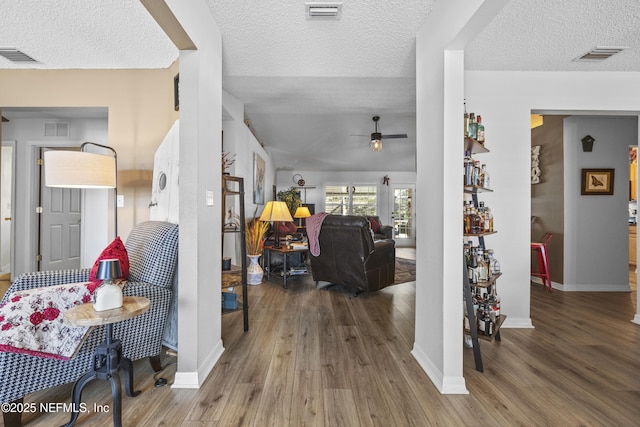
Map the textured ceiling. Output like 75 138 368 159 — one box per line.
1 0 639 172
0 0 177 69
466 0 640 72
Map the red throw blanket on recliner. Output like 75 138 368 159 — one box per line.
306 212 329 256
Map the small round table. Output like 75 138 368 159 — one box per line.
63 296 150 427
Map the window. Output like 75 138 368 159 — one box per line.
324 184 377 215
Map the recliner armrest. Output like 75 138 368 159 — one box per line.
365 239 395 266
377 225 394 239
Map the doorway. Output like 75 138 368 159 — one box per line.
531 114 638 292
390 184 415 247
37 147 82 271
0 107 108 277
1 142 14 276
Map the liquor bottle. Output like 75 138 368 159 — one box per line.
464 101 469 137
477 115 485 144
490 250 500 274
468 113 477 139
477 306 488 335
489 294 501 320
483 205 491 232
470 206 482 234
481 164 490 189
464 202 471 234
464 151 473 185
484 249 491 280
483 309 493 336
477 251 487 281
478 201 486 231
473 161 481 186
469 247 478 284
486 207 493 233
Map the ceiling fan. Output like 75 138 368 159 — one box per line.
357 116 407 152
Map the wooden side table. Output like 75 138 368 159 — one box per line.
263 245 310 289
62 296 150 427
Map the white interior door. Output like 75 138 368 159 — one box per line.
1 143 14 275
39 147 81 271
390 184 416 247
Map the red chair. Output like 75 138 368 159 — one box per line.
531 232 553 292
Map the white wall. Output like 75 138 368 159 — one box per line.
1 118 109 277
413 0 509 396
275 170 416 225
563 116 636 291
222 90 276 264
167 0 224 388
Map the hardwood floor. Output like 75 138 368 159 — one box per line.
5 263 640 426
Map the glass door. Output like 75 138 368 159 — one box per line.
390 184 415 247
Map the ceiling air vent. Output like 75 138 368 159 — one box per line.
573 46 627 62
306 2 342 19
0 48 38 63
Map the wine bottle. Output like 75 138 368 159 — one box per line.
477 115 485 144
468 113 477 140
464 101 469 137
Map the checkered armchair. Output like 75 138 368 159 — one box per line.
0 221 178 421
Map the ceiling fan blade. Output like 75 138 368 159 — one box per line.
1 116 8 122
381 134 407 139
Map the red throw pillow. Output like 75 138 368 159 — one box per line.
368 217 381 233
88 237 129 292
277 221 298 234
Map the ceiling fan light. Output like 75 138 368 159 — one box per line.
370 138 382 152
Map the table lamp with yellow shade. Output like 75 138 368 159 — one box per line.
259 201 293 248
294 206 311 227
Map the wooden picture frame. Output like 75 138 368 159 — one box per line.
581 168 614 195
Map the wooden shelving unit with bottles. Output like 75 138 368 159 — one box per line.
463 136 506 372
222 175 249 332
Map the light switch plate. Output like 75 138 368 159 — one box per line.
117 195 124 207
206 190 214 206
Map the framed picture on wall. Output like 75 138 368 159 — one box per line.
253 153 265 204
173 74 179 111
581 168 614 195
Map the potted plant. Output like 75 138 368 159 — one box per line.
276 187 302 217
245 218 269 285
222 151 235 175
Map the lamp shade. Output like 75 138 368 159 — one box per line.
44 150 116 188
294 206 311 219
95 259 123 280
259 201 293 222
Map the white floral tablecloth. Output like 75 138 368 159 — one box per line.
0 282 96 360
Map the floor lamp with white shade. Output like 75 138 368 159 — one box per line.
43 142 121 310
43 142 118 238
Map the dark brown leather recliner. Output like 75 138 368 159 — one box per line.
309 215 395 293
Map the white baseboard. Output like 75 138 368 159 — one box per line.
172 339 225 389
531 276 631 292
172 371 200 389
501 316 534 329
632 314 640 326
198 339 224 383
411 344 468 395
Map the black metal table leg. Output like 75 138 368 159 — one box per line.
63 324 140 427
